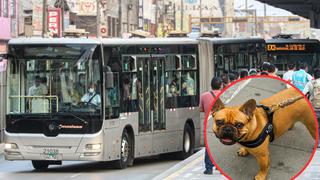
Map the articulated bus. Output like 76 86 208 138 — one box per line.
198 37 266 77
266 38 320 76
4 38 204 170
3 37 265 170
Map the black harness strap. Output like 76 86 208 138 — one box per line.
238 105 275 148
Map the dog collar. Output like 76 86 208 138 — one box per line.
238 105 275 148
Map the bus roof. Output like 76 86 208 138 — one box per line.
101 38 198 46
8 37 101 45
266 39 320 44
198 37 265 44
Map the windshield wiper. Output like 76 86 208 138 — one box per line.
60 111 88 125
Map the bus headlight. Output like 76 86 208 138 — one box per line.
5 143 18 150
86 144 101 150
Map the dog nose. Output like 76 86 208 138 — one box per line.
223 126 234 134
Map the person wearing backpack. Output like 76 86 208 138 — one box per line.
199 77 222 174
303 68 320 148
292 63 313 92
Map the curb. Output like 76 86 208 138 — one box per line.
0 143 4 161
152 148 205 180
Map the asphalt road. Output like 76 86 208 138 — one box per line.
0 156 180 180
207 77 316 180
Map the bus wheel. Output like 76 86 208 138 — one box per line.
115 129 133 169
179 124 195 159
32 160 49 170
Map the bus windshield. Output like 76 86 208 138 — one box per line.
7 44 102 115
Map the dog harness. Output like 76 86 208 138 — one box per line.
238 96 305 148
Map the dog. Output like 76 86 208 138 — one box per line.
211 87 316 180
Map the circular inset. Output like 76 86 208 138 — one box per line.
204 76 318 180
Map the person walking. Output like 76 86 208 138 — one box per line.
292 63 312 91
267 64 280 77
283 63 296 88
303 68 320 148
199 77 223 174
283 63 296 83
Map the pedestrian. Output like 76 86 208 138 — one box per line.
267 64 279 77
240 69 249 78
249 68 258 76
303 68 320 148
283 63 296 83
292 63 313 92
231 71 240 80
221 73 229 89
228 73 237 83
283 63 296 88
199 77 223 175
260 62 270 75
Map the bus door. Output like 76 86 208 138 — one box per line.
136 55 165 154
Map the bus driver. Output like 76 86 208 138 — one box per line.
81 83 101 106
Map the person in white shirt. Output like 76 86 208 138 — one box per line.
283 63 296 84
81 83 101 106
28 75 47 96
303 68 320 148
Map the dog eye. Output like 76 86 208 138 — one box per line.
216 120 224 126
236 123 244 129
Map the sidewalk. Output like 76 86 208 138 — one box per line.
153 148 226 180
153 148 320 180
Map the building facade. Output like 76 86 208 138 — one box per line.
0 0 18 53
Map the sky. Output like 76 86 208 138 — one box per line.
234 0 294 16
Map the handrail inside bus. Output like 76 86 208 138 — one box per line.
9 95 59 113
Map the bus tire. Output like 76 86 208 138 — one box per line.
114 129 133 169
32 160 49 170
178 124 195 159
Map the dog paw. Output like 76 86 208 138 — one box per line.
237 147 249 157
254 174 267 180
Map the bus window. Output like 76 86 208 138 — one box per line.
181 55 196 70
104 47 121 119
165 55 180 70
181 71 196 96
165 54 198 108
166 71 180 98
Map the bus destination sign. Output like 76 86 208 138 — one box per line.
267 44 306 51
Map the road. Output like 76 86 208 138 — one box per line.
0 156 180 180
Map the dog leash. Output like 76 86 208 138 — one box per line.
239 95 304 148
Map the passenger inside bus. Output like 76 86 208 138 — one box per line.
80 83 101 106
40 76 48 95
28 75 47 96
76 73 86 96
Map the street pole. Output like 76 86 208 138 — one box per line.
180 0 183 31
199 0 202 32
155 0 158 36
61 0 65 34
96 0 100 37
42 0 48 37
263 3 266 38
173 2 176 30
118 0 122 37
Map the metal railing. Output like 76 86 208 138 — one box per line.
9 95 59 113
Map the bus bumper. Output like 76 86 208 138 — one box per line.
4 131 104 161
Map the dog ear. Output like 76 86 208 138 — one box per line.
239 99 256 118
211 98 225 113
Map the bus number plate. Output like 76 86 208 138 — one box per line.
43 149 59 160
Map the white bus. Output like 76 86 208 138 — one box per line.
4 37 202 169
198 37 266 77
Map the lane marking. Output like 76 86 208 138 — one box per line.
225 79 252 105
70 173 83 178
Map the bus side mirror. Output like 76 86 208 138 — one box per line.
105 72 114 89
